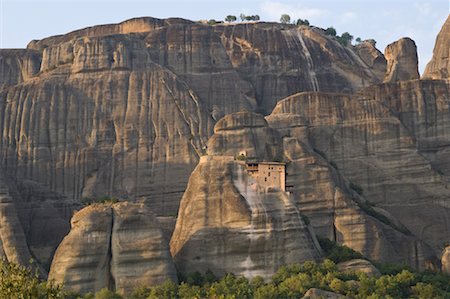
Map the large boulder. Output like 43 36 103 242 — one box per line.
48 202 177 295
302 288 348 299
337 259 381 277
384 38 420 82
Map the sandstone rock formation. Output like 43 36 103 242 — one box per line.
1 15 449 277
49 202 177 294
0 171 36 268
214 24 383 112
268 87 449 268
384 38 420 82
337 259 381 277
442 246 450 274
170 155 321 280
302 288 348 299
423 15 450 79
0 16 389 224
354 40 387 81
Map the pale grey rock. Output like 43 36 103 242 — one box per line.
49 202 177 295
170 156 321 280
337 259 381 277
302 288 348 299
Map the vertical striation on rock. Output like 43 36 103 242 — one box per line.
384 38 420 82
423 15 450 79
170 155 321 280
49 202 177 295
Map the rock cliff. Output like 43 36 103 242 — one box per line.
0 15 449 281
268 86 450 266
170 155 322 280
48 202 177 294
423 15 450 79
384 38 420 82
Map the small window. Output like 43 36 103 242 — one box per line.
268 172 270 177
265 177 267 182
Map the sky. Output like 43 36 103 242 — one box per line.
1 0 449 74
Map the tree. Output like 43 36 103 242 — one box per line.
325 27 337 36
296 19 310 26
240 13 246 21
355 37 362 43
341 32 354 43
225 15 237 23
0 259 65 299
280 14 291 24
208 19 217 25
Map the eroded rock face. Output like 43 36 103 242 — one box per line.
442 246 450 274
337 259 381 277
302 288 348 299
0 50 41 90
384 38 420 82
354 40 387 81
49 202 177 294
170 155 322 280
423 16 450 79
214 24 383 112
268 85 450 269
0 16 389 222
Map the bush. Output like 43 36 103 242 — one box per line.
296 19 310 26
225 15 237 22
235 153 247 161
208 19 218 25
0 259 65 299
318 237 363 263
81 196 119 205
325 27 337 36
280 14 291 24
94 288 122 299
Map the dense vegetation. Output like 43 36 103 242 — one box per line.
0 259 64 299
4 239 448 298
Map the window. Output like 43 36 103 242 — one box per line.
268 172 270 177
265 177 267 182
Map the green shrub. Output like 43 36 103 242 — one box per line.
0 259 65 299
280 14 291 24
317 237 363 263
225 15 237 22
325 27 337 36
94 288 122 299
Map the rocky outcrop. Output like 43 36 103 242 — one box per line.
302 288 348 299
384 38 419 82
170 155 321 280
423 16 450 79
0 16 389 222
214 24 383 112
0 171 35 268
0 50 41 90
268 86 449 269
354 40 387 81
337 259 380 277
442 246 450 274
49 202 177 294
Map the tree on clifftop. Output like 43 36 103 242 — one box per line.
280 14 291 24
325 27 337 36
225 15 237 22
